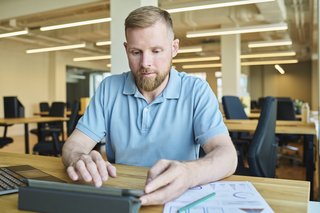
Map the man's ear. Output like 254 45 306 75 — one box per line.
172 39 179 58
123 42 127 50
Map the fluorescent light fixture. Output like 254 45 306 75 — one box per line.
106 64 111 68
241 59 298 66
215 71 222 78
186 23 288 38
73 55 111 62
0 29 28 38
96 41 112 46
178 46 203 53
40 17 112 31
275 64 285 74
173 56 220 63
248 39 292 48
241 51 296 59
26 43 86 54
182 59 298 69
182 63 222 69
166 0 274 13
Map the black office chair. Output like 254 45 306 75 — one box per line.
276 98 301 163
39 102 50 112
33 101 79 156
0 124 13 148
31 102 65 142
236 96 278 178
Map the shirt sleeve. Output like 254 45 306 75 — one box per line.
193 80 229 146
76 79 109 142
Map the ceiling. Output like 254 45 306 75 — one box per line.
0 0 316 68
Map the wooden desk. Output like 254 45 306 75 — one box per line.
224 119 318 199
248 113 302 120
0 117 68 154
0 152 310 213
34 110 84 116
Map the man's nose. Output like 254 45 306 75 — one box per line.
141 53 152 68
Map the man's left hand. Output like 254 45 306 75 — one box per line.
139 159 193 205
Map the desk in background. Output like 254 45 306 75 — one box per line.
224 119 318 200
0 117 68 154
0 152 310 213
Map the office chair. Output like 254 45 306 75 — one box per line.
30 102 65 142
33 101 79 156
39 102 50 112
276 98 301 164
236 96 278 178
222 96 252 159
0 124 13 148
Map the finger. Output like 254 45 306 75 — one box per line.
82 155 103 187
146 159 170 184
66 166 79 181
106 162 117 178
75 159 92 182
145 167 177 194
140 184 174 205
91 152 109 181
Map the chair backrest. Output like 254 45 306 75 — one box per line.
276 98 296 120
49 102 65 117
39 102 50 112
222 96 248 119
67 101 80 136
247 96 278 178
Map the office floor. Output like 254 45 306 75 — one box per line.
0 135 316 198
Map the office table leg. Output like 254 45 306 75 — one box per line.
304 135 315 200
24 123 29 154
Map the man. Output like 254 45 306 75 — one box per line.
62 6 237 205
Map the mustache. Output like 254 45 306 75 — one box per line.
139 68 153 74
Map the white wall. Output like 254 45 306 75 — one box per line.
0 39 107 135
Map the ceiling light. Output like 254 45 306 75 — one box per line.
178 46 203 53
166 0 274 13
248 39 292 48
96 41 112 46
173 56 220 63
73 55 111 62
275 64 285 74
186 23 288 38
26 43 86 54
182 63 222 69
241 59 298 66
106 64 111 68
182 59 298 69
0 29 28 38
241 51 296 59
40 17 112 31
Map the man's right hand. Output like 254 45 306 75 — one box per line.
66 150 117 187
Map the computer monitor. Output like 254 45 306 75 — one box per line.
3 96 25 118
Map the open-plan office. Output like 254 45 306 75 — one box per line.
0 0 319 212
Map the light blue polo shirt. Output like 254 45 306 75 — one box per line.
76 68 228 167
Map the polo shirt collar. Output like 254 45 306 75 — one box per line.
123 68 181 99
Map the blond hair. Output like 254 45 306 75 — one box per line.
125 6 174 37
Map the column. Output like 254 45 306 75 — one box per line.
221 34 241 96
110 0 158 74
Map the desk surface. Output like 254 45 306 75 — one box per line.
0 116 68 125
0 152 310 213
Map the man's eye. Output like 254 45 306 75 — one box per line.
132 51 140 55
153 50 161 54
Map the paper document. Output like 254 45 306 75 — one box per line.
163 181 273 213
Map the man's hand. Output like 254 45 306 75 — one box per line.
66 150 117 187
139 159 193 205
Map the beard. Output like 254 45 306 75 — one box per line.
133 67 170 92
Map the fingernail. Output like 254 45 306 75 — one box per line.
140 197 146 205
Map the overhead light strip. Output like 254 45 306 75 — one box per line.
182 59 298 69
26 43 86 54
166 0 274 13
178 46 203 53
248 39 292 48
173 56 220 63
0 29 29 38
241 51 296 58
186 23 288 38
73 55 111 62
275 64 285 74
40 17 112 31
96 41 112 46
